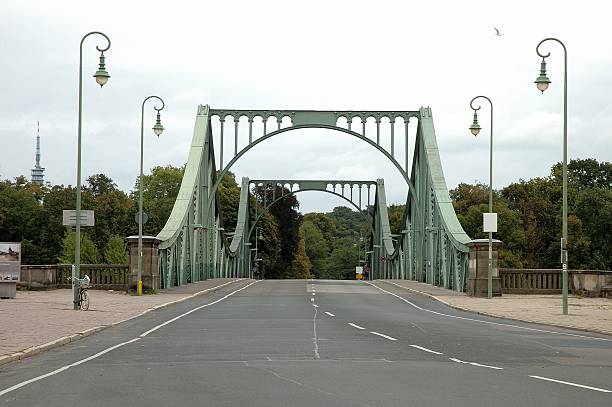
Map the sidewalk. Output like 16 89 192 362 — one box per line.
0 278 244 364
381 279 612 335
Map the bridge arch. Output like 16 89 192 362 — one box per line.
208 124 418 210
246 187 374 241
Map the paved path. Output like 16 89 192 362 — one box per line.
1 279 611 406
0 279 241 359
384 279 612 335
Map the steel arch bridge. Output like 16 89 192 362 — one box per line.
156 105 471 291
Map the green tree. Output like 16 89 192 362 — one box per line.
387 204 405 235
59 229 100 264
253 184 302 279
87 174 133 253
104 234 128 264
301 220 328 278
291 228 311 279
133 165 184 236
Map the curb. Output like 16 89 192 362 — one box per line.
378 280 612 337
0 279 248 367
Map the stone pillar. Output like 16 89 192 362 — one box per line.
126 235 161 293
467 239 503 297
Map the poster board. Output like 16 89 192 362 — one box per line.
0 242 21 282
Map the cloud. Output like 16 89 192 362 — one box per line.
0 0 611 214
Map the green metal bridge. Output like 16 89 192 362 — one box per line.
156 106 471 291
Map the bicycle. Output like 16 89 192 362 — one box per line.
71 275 91 311
77 282 90 311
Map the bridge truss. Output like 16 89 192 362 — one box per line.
156 105 471 291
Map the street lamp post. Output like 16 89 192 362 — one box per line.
535 38 569 315
74 32 111 310
255 227 262 279
469 95 494 299
137 96 165 296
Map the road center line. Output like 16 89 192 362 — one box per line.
324 312 335 317
529 375 612 393
368 282 612 342
140 281 257 337
409 344 444 355
312 304 320 360
0 338 141 397
348 323 365 330
370 331 397 341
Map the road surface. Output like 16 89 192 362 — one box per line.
1 280 611 406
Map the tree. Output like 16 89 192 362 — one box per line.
217 171 241 232
132 165 184 236
301 220 328 278
291 229 311 279
104 235 128 264
387 204 404 235
59 229 100 264
87 174 133 253
252 184 302 279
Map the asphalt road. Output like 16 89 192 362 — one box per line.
1 279 611 406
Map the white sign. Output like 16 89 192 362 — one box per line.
355 266 364 275
0 242 21 282
483 212 498 233
62 210 95 227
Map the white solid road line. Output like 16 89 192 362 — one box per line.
324 312 335 317
0 338 141 397
409 344 444 355
449 357 503 370
368 282 612 342
140 281 257 337
349 323 366 330
529 375 612 393
370 331 398 341
0 280 255 398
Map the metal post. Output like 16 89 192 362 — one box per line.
470 96 494 299
137 96 165 296
75 32 110 310
536 38 569 315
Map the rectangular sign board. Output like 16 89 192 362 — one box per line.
483 212 498 233
355 266 364 275
0 242 21 282
63 210 95 227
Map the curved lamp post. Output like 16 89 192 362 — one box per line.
535 38 569 315
469 95 494 299
137 96 165 296
75 32 111 310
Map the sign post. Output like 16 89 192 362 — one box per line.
63 210 94 309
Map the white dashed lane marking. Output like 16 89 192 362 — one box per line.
324 312 335 317
409 344 444 355
449 358 503 370
348 323 366 330
529 375 611 393
370 331 397 341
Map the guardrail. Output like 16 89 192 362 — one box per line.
500 269 561 294
20 264 129 291
500 268 612 296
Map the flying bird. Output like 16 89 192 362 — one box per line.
494 27 504 36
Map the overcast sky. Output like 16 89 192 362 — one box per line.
1 0 610 213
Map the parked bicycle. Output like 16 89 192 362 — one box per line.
71 275 91 311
